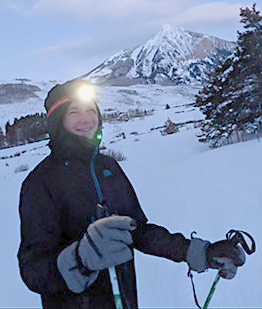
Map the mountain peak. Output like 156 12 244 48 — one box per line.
83 25 236 86
157 24 187 38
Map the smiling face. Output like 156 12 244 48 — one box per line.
63 101 99 138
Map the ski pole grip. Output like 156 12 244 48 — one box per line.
94 201 110 220
226 230 256 255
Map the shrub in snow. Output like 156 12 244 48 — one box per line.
99 145 107 151
14 164 29 173
161 118 179 135
127 108 154 119
0 128 5 149
103 149 126 161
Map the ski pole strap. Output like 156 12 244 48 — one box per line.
187 269 202 309
226 230 256 255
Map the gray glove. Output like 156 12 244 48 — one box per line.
186 237 245 279
78 215 136 271
57 241 100 293
57 215 136 293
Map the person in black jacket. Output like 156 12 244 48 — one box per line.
18 79 245 309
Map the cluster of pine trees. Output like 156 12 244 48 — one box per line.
195 4 262 147
0 113 48 149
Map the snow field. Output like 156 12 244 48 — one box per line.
0 90 261 307
1 127 261 307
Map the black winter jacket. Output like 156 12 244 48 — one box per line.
18 136 189 308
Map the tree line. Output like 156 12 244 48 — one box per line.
195 4 262 147
0 113 48 149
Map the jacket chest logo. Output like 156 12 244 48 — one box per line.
103 169 112 178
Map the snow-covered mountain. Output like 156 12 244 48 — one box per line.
83 25 236 86
0 25 236 129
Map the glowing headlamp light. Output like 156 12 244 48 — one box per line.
46 84 97 118
77 85 96 102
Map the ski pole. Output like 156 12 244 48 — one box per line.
203 230 256 308
95 203 124 309
109 266 123 309
90 149 124 309
203 272 221 309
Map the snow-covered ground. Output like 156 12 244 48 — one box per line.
0 88 261 308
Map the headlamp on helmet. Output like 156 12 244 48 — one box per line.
46 83 97 118
77 85 96 102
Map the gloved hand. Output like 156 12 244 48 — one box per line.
206 239 245 279
186 237 245 279
57 215 136 293
78 215 136 271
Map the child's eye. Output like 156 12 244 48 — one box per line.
86 109 96 114
68 110 79 115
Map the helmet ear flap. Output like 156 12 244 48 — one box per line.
46 104 69 140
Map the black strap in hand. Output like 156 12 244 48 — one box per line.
226 230 256 255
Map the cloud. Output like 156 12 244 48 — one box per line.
31 32 127 60
175 2 241 24
21 0 251 22
8 1 256 36
25 0 156 20
5 0 259 27
32 38 92 59
23 1 250 37
16 0 202 21
28 1 257 64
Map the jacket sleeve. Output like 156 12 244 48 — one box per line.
17 173 72 296
132 223 190 263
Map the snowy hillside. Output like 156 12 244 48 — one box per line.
83 25 236 85
0 79 59 129
0 83 202 130
0 97 261 308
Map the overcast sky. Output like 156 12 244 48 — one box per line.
1 0 260 83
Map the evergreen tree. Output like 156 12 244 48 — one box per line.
196 4 262 147
237 4 262 133
195 58 236 145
